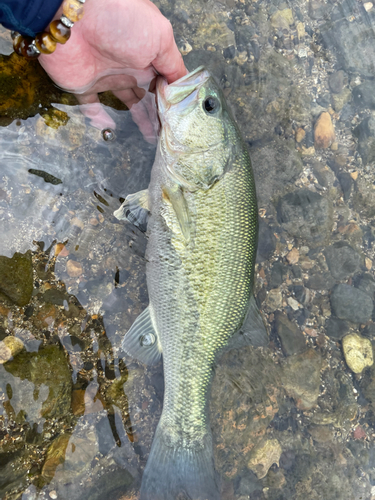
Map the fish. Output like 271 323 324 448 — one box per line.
114 66 268 500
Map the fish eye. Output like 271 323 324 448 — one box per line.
203 96 220 115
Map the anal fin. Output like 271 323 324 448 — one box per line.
122 306 162 365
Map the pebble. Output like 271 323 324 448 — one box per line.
287 297 300 311
0 336 24 364
66 260 83 278
71 217 85 230
314 112 335 149
332 88 352 112
365 258 373 270
270 8 294 29
0 251 33 307
295 127 306 143
277 189 333 246
331 284 373 324
248 438 282 479
342 333 373 373
282 349 322 409
275 312 306 356
286 247 299 265
328 70 347 94
55 243 69 257
266 288 283 310
324 242 361 280
49 491 58 499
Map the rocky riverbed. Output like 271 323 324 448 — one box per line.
0 0 375 499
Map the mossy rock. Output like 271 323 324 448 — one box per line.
0 251 33 306
4 345 72 419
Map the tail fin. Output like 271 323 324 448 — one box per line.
140 424 220 500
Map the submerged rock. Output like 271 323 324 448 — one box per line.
282 349 322 410
314 112 335 149
0 336 24 364
0 251 33 306
342 333 373 373
324 241 361 280
276 189 333 246
247 438 282 479
274 312 307 356
330 284 373 324
211 347 281 480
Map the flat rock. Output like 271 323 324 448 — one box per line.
324 241 361 280
274 312 307 356
251 139 303 207
282 349 322 410
353 116 375 165
331 284 374 324
353 175 375 218
325 317 350 340
276 189 333 246
342 333 373 373
0 251 33 306
328 70 347 94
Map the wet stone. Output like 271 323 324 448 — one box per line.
331 284 374 324
274 312 307 356
324 241 361 280
276 189 333 247
337 171 353 201
4 345 72 419
0 336 24 364
256 220 276 263
354 273 375 299
321 7 375 77
251 139 303 207
0 251 33 306
353 115 375 165
328 70 347 94
314 112 335 149
325 317 350 340
353 175 375 218
247 438 282 479
332 87 352 112
43 288 71 306
270 261 287 288
342 333 373 373
282 349 322 410
352 82 375 109
306 272 335 291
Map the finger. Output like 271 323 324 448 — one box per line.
152 19 187 83
114 90 158 145
75 94 116 130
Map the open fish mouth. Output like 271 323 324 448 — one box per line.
156 66 210 115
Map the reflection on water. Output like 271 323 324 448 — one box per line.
1 0 375 499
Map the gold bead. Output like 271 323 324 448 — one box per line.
62 0 84 23
35 32 57 54
49 20 71 44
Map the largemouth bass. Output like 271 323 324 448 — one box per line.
115 66 268 500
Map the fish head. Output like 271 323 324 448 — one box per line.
157 66 237 190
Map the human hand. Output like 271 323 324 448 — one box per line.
39 0 187 140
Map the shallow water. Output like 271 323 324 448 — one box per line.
1 0 375 499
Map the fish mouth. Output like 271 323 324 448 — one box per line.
156 66 210 115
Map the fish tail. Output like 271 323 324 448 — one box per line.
140 423 220 500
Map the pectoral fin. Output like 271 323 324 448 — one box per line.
122 306 162 365
162 185 191 242
226 295 268 351
114 189 149 232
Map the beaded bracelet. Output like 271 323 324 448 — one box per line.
11 0 85 59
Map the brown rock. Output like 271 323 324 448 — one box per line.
66 260 83 277
286 247 299 264
295 127 306 143
55 243 69 257
314 112 335 149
